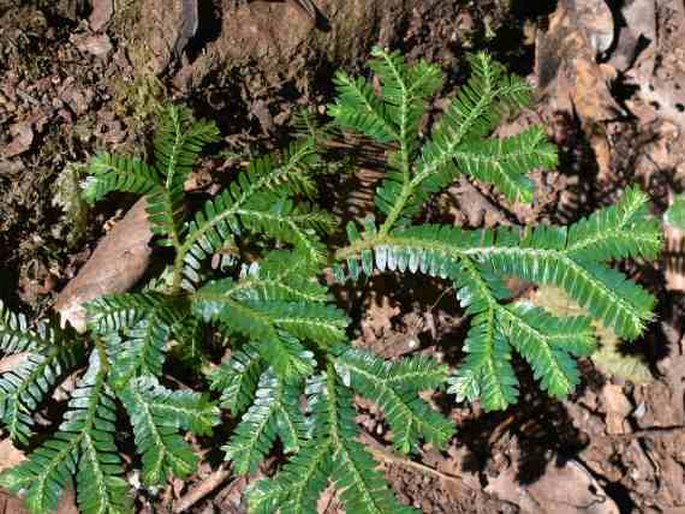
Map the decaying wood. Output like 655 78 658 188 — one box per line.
54 198 153 332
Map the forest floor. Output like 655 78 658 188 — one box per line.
1 0 685 513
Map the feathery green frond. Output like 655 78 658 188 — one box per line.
82 153 160 204
86 292 169 335
339 220 657 339
152 106 219 247
236 249 330 304
247 438 331 514
449 308 518 411
423 52 531 152
254 334 316 380
193 285 348 348
498 303 595 399
0 300 55 353
566 185 662 261
246 373 333 514
247 369 418 513
89 293 185 387
224 370 307 474
337 187 660 409
70 355 132 514
153 105 219 185
0 343 85 444
328 371 417 514
328 72 398 143
210 343 266 415
0 352 131 514
446 260 519 411
451 127 556 203
368 46 443 154
334 347 453 452
533 285 654 384
179 140 327 288
120 376 219 485
104 314 170 386
144 184 184 247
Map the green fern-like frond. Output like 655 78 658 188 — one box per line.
368 47 443 147
153 105 220 187
449 308 518 411
0 300 57 353
533 285 654 384
246 373 333 514
224 369 307 474
210 343 266 415
120 376 219 485
103 314 170 387
566 185 662 260
450 127 557 203
236 249 331 304
82 106 218 250
246 368 423 514
152 106 220 246
82 153 160 204
88 293 185 386
86 292 169 335
337 187 661 410
334 347 453 453
254 333 316 380
446 262 519 411
0 343 85 444
327 370 417 514
498 303 595 398
328 72 397 143
421 52 531 161
330 50 549 231
193 284 348 348
0 352 131 514
179 140 329 287
340 220 657 338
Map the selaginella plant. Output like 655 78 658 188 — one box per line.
0 47 661 514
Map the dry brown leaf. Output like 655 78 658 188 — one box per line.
486 457 619 513
55 489 79 514
0 439 29 514
536 0 620 120
89 0 113 32
536 0 621 181
0 438 26 474
0 353 29 375
0 491 29 514
3 123 34 159
54 198 153 332
71 33 113 58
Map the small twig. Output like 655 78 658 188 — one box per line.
16 88 41 106
359 433 474 492
173 465 233 514
487 413 518 447
598 425 685 440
